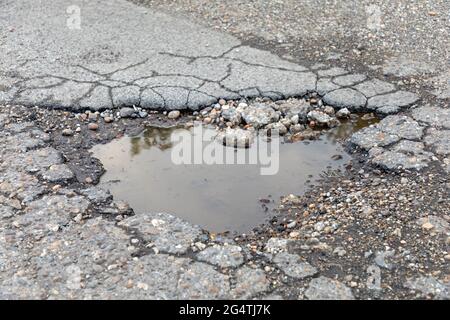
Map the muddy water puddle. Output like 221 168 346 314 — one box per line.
92 116 377 233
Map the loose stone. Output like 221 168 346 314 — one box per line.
307 110 333 126
239 103 279 128
336 108 350 118
216 128 255 148
104 116 114 123
120 107 136 118
62 129 74 136
88 123 99 131
167 110 181 119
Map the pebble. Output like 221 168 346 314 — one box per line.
139 111 148 118
336 108 350 118
314 221 325 232
422 222 434 230
120 107 136 118
167 110 181 119
324 106 335 115
286 221 297 228
289 124 303 134
87 123 98 131
88 112 98 121
307 110 333 126
62 129 74 136
203 117 212 124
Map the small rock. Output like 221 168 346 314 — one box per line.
216 128 255 148
289 124 304 134
289 231 300 238
314 221 325 232
333 247 347 257
286 221 297 228
62 129 74 136
88 112 98 121
307 110 333 126
265 122 288 135
336 108 350 119
221 107 241 124
203 117 212 124
139 111 148 118
422 222 434 230
167 110 181 119
87 123 98 131
120 107 136 118
324 106 335 115
239 103 279 128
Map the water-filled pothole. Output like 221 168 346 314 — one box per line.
92 116 376 233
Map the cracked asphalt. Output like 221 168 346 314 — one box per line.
0 0 449 300
1 0 317 110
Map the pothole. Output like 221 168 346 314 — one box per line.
91 102 378 233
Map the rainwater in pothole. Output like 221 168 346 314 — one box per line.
91 116 377 233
